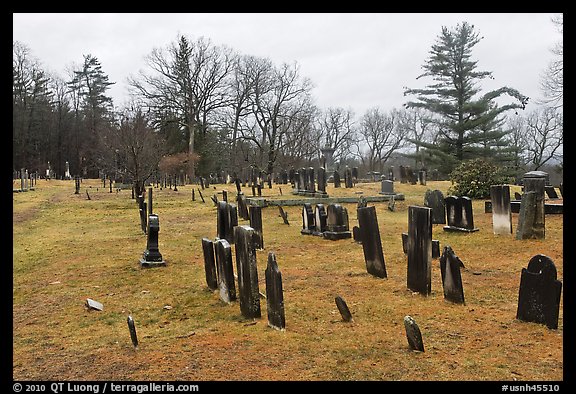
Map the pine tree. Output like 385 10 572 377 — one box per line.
403 22 529 175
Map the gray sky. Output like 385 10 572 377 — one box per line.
13 13 561 116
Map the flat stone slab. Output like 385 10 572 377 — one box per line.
86 298 103 311
247 193 404 207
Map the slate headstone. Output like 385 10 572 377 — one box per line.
265 252 286 330
301 203 316 235
335 296 353 322
249 206 264 249
234 225 261 319
404 315 424 352
357 206 387 278
127 315 138 349
424 189 446 224
439 246 466 304
214 238 237 304
490 185 512 235
201 238 218 291
443 196 479 232
407 206 432 295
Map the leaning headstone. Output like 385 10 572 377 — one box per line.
335 296 353 322
139 214 166 267
404 315 424 352
443 196 479 232
490 185 512 235
545 186 559 199
314 204 328 234
249 206 264 249
388 195 396 212
301 203 316 235
357 206 387 278
86 298 104 311
127 315 138 349
265 252 286 330
234 225 261 319
278 206 290 225
323 204 352 240
407 206 432 295
439 246 466 304
214 238 237 304
516 254 562 329
201 238 218 291
424 189 446 224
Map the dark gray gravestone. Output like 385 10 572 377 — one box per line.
323 204 352 240
237 192 250 220
443 196 479 232
418 170 427 185
139 214 166 267
516 192 543 240
335 296 353 322
424 189 446 224
201 238 218 291
148 187 153 215
234 225 261 319
545 186 559 199
278 206 290 225
127 315 138 349
307 167 316 193
518 173 545 239
214 238 236 303
301 203 316 235
222 190 228 202
516 254 562 329
399 166 407 184
357 206 387 278
265 252 286 330
406 167 417 184
439 246 466 304
344 167 353 188
249 206 264 249
515 191 522 201
404 315 424 352
402 232 440 259
352 226 362 244
317 167 327 195
490 185 512 235
333 171 341 188
407 206 432 295
138 198 147 234
388 195 396 212
314 204 328 234
380 180 394 194
197 188 205 203
217 201 238 244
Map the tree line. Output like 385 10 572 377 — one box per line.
13 18 563 191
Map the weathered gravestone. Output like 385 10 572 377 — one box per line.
214 238 237 304
407 206 432 295
74 176 81 194
404 315 424 352
234 225 262 319
127 315 138 349
249 206 264 249
265 252 286 330
307 167 316 193
278 206 290 225
317 167 327 195
301 203 316 235
314 204 328 235
352 226 362 244
333 171 341 188
443 196 479 232
217 201 238 244
344 167 353 188
399 165 408 184
236 192 250 220
418 169 427 186
139 214 166 267
439 246 466 304
424 189 446 225
138 196 147 234
148 188 153 215
516 172 546 240
357 206 387 278
335 295 353 322
380 179 394 195
516 254 562 329
490 185 513 235
323 203 352 240
201 238 218 291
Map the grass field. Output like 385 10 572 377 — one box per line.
12 178 563 381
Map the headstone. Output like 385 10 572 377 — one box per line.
388 166 394 181
545 186 559 199
201 238 218 291
301 203 316 235
74 176 81 194
402 232 440 259
237 192 250 220
357 206 387 278
418 170 427 185
388 195 396 212
399 165 407 183
323 204 352 240
314 204 328 234
333 171 341 188
516 254 562 329
214 238 237 304
148 188 153 215
217 201 238 244
278 206 290 225
265 252 286 330
65 161 71 180
424 189 446 224
490 185 512 235
516 192 544 240
404 316 424 352
351 167 358 184
139 214 166 267
335 296 353 322
407 206 432 295
249 206 264 249
352 226 362 244
406 167 417 185
138 197 147 234
344 167 353 188
127 315 138 349
307 167 316 193
443 196 479 232
222 190 228 202
439 246 466 304
317 167 327 195
234 225 261 319
380 180 394 195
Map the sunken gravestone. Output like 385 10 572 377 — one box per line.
357 206 387 278
404 315 424 352
201 238 218 291
439 246 466 304
301 203 316 235
443 196 479 232
139 214 166 267
265 252 286 330
214 238 237 303
407 206 432 295
516 254 562 329
323 203 352 240
234 226 262 319
490 185 513 235
335 296 353 322
424 189 446 225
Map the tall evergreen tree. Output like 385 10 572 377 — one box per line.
403 22 529 175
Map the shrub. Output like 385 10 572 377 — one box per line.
448 158 514 199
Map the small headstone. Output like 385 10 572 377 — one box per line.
404 315 424 352
201 238 218 291
424 189 446 224
335 296 353 322
388 195 396 212
516 254 562 329
380 179 394 195
352 225 362 244
265 252 286 330
127 315 138 349
333 171 341 188
86 298 103 311
443 196 479 232
439 246 466 304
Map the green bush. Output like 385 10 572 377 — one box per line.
448 158 514 199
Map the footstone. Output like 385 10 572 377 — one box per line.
357 206 387 278
265 252 286 330
201 238 218 291
439 246 466 304
335 296 353 322
127 315 138 349
404 315 424 352
234 226 261 319
214 238 237 304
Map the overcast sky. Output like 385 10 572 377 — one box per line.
13 13 562 117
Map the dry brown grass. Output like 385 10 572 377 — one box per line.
12 179 563 381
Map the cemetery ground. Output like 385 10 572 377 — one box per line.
12 179 563 381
